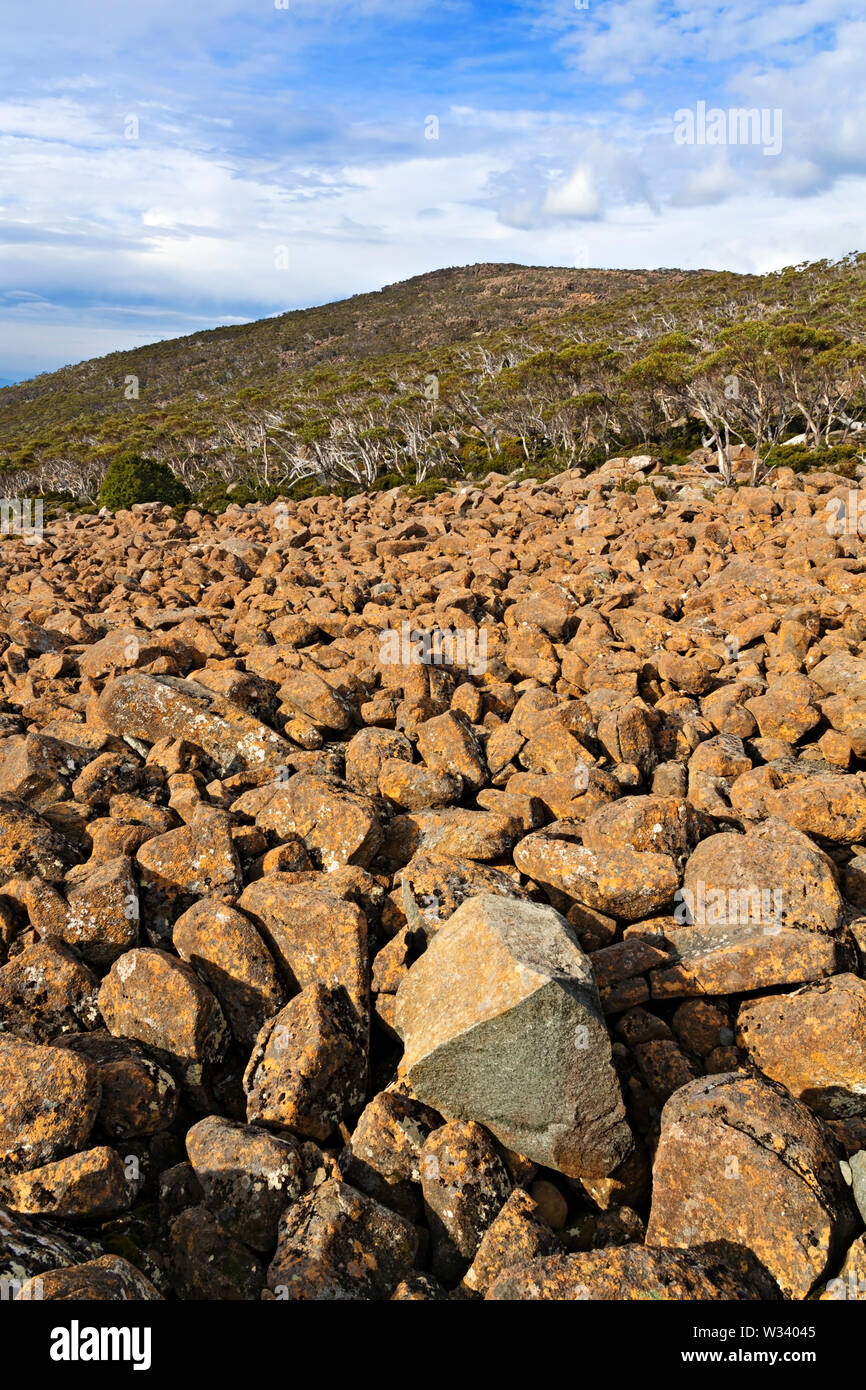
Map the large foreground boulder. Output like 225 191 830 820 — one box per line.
394 894 632 1177
645 1073 857 1299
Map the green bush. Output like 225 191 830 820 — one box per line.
98 452 191 510
370 472 405 493
762 442 858 475
408 478 451 499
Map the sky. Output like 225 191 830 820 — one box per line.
1 0 865 383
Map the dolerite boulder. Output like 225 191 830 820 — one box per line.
0 798 77 885
54 1032 179 1139
339 1090 442 1219
91 672 294 774
485 1245 781 1301
185 1115 304 1251
97 948 230 1074
736 974 866 1118
383 808 521 866
266 1179 418 1300
648 818 852 998
0 941 99 1042
172 896 287 1047
399 851 530 935
136 808 243 942
238 877 369 1018
46 855 140 967
243 983 367 1141
0 1036 100 1175
764 774 866 843
13 1253 162 1301
645 1073 857 1299
232 774 382 869
462 1189 558 1296
513 829 679 921
0 1146 132 1221
419 1120 513 1282
169 1205 265 1300
394 894 632 1177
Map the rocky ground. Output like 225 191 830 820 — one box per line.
1 450 866 1302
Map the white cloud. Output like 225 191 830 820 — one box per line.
1 3 865 378
535 0 859 77
543 164 601 218
0 98 108 143
670 153 740 206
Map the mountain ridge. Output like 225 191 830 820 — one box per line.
1 255 864 498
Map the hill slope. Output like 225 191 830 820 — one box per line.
1 255 865 500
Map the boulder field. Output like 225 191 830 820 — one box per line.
1 459 866 1301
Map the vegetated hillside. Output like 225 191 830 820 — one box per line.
0 264 695 416
1 254 865 507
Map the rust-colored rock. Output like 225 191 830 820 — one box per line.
486 1245 780 1300
645 1073 857 1299
98 948 229 1069
0 799 77 885
243 983 367 1142
266 1178 418 1300
0 1145 131 1220
173 896 287 1046
92 671 294 774
185 1114 304 1250
514 829 679 921
54 1031 179 1138
238 877 368 1019
736 974 866 1119
340 1090 441 1219
462 1188 557 1295
0 1035 100 1175
0 940 100 1042
232 773 382 870
13 1254 162 1301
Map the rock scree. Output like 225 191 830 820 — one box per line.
0 461 865 1301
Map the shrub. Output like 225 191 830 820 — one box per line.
408 478 451 499
370 472 405 493
98 452 191 510
761 442 859 475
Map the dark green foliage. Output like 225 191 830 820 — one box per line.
98 452 191 510
761 442 860 474
408 478 452 499
370 472 406 492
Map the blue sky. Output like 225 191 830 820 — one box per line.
1 0 865 382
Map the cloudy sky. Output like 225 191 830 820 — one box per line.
1 0 864 382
